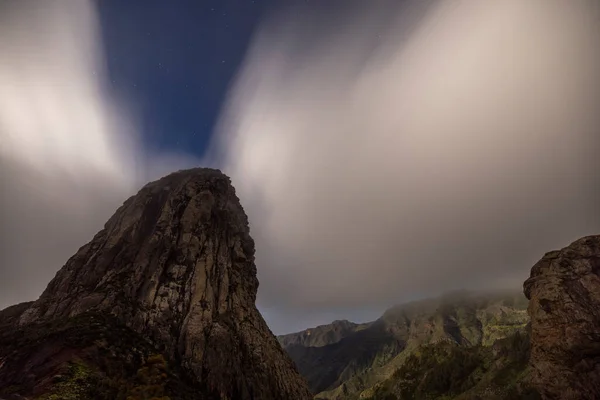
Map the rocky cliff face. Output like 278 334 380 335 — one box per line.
524 235 600 400
0 168 311 400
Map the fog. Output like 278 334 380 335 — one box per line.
0 0 598 335
215 0 600 333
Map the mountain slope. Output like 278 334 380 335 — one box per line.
279 290 529 399
363 328 538 400
357 235 600 400
0 168 312 400
0 309 201 399
281 235 600 400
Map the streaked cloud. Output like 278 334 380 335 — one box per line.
215 0 600 333
0 0 198 309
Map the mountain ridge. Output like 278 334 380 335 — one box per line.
278 319 372 349
278 236 600 400
278 290 530 399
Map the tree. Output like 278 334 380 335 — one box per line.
126 354 171 400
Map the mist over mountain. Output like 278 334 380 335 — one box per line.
277 235 600 399
278 290 530 398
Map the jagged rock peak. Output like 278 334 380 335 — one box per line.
14 167 312 399
524 235 600 400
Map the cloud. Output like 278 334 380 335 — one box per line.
1 0 598 336
215 0 600 333
0 0 199 309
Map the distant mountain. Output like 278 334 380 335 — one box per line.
278 319 371 349
280 235 600 400
278 290 530 399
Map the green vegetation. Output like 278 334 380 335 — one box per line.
292 291 531 399
363 330 538 400
378 342 483 399
125 354 171 400
32 353 183 400
39 362 97 400
478 307 529 346
0 312 198 400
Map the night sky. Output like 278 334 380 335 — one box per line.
1 0 599 335
97 0 272 160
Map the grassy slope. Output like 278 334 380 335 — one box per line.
280 291 530 400
0 307 200 400
363 330 540 400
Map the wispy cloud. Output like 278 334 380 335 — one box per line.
215 0 600 333
1 0 598 336
0 0 198 309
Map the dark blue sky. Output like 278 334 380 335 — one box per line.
96 0 275 161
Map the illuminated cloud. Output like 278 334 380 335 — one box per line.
215 0 600 333
1 0 598 335
0 0 198 309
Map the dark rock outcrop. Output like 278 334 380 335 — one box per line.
524 235 600 400
0 168 311 399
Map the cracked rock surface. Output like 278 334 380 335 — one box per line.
3 168 311 399
524 235 600 400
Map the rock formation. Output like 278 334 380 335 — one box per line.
524 235 600 400
0 168 312 399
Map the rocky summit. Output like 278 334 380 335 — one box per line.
0 168 312 400
524 235 600 400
